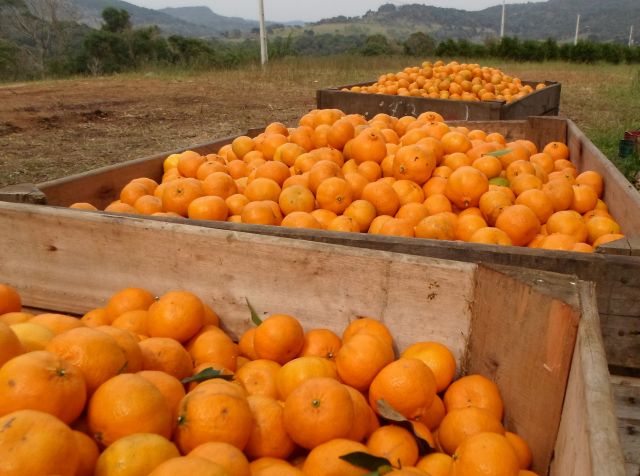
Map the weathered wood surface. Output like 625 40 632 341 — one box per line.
551 281 626 476
316 80 561 120
0 200 625 475
610 375 640 476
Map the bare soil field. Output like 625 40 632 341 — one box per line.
1 57 638 188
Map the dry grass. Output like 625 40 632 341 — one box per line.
0 55 638 188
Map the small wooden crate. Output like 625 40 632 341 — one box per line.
0 202 626 475
316 81 561 120
1 116 638 374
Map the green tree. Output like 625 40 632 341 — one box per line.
404 32 436 56
101 7 131 33
361 34 392 56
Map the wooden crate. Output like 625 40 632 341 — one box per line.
0 202 626 475
317 81 561 120
0 116 638 373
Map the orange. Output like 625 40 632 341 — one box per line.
0 350 85 424
241 200 280 225
255 161 290 187
571 184 598 214
188 326 238 370
396 202 430 227
529 152 554 174
235 359 281 399
46 326 127 394
362 181 401 216
378 217 415 237
445 166 489 209
450 432 519 476
416 393 446 430
70 201 98 211
252 314 304 365
414 213 456 241
327 118 356 150
443 152 473 170
593 233 625 248
202 172 239 199
162 178 205 216
0 409 79 476
586 216 621 244
510 174 542 196
188 196 229 221
367 425 419 467
0 311 32 325
244 177 282 203
393 144 437 184
470 227 513 245
344 199 378 232
0 285 21 315
497 145 529 169
8 322 53 351
342 384 373 443
438 406 505 455
423 176 447 196
308 160 343 194
120 181 149 206
105 201 137 214
542 178 574 212
96 325 143 373
88 373 172 447
539 233 577 251
316 177 353 214
546 210 588 243
515 189 554 224
368 215 394 234
147 290 204 342
175 386 253 453
94 433 180 476
505 431 533 470
196 160 227 181
335 332 395 391
138 370 186 425
237 327 258 360
455 214 488 242
479 190 513 226
226 193 250 216
0 321 23 367
350 128 387 164
393 179 426 205
30 312 84 335
189 442 250 476
342 317 394 348
111 309 149 335
358 161 382 182
147 456 230 476
177 152 206 178
73 430 100 476
250 457 303 476
106 286 155 322
369 358 437 419
495 204 540 246
245 395 296 460
139 337 194 380
282 211 323 229
575 170 603 197
277 356 338 400
506 160 535 182
472 155 503 178
301 328 342 361
416 453 453 476
444 374 504 420
401 341 456 392
283 377 354 449
542 141 570 161
441 131 472 154
279 184 315 215
303 438 369 476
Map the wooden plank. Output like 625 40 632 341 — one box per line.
610 375 640 475
36 136 238 208
502 82 562 120
0 183 46 204
567 120 640 237
551 282 626 476
0 201 476 360
601 315 640 373
469 266 580 475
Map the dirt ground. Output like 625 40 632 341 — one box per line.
0 74 316 187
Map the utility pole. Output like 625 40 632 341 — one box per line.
500 0 505 38
574 14 580 45
630 25 634 47
258 0 268 66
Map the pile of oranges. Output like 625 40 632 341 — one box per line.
343 61 546 102
0 282 539 476
71 108 624 252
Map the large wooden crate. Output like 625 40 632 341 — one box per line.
1 116 638 374
317 80 561 120
0 202 626 476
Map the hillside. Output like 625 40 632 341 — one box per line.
304 0 639 43
70 0 217 36
158 6 257 34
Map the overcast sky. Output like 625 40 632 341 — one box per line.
126 0 548 22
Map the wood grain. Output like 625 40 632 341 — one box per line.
610 375 640 476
